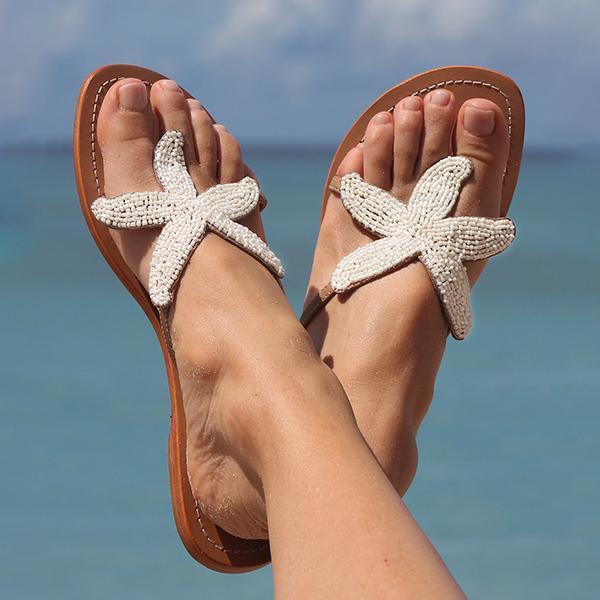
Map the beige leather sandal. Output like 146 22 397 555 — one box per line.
301 66 525 339
74 65 278 573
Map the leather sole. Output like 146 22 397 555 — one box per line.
73 64 271 573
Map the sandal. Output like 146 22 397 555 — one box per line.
301 66 525 339
74 64 281 573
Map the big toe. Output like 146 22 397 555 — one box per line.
97 78 159 197
455 98 510 218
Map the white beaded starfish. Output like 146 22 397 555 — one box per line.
92 130 284 308
331 156 515 339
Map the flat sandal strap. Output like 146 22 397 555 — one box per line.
329 175 341 194
297 176 341 327
300 283 336 328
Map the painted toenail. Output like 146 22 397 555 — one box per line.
118 82 147 111
464 105 496 136
374 112 392 124
160 79 181 92
430 90 451 107
401 97 421 111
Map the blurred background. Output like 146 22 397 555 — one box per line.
1 1 599 598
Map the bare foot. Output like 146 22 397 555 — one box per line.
305 90 510 492
98 78 341 539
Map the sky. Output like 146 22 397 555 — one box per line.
0 0 599 148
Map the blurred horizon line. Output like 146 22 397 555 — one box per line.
0 140 597 159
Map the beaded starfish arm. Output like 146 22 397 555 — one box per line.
153 130 198 197
207 213 283 270
91 191 176 228
406 156 473 227
149 210 207 306
339 173 409 236
331 234 420 292
91 130 284 310
420 249 472 339
202 178 261 221
425 216 516 261
329 155 515 339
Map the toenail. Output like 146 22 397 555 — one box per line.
118 82 147 111
374 111 392 124
188 99 202 110
401 97 421 111
429 90 451 107
160 79 181 92
464 105 496 137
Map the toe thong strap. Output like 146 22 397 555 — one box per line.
329 175 342 194
301 156 515 339
300 283 336 328
91 130 284 310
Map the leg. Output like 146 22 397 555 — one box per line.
256 379 466 600
98 78 465 598
306 90 510 492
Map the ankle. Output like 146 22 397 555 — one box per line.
228 357 358 479
326 377 422 494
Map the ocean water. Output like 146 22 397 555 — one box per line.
1 146 599 599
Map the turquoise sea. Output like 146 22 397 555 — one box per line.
1 146 599 599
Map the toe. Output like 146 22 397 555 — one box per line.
97 78 159 197
417 89 456 173
188 99 218 187
214 125 244 183
391 96 423 197
455 98 509 217
363 112 394 189
212 124 263 237
150 79 199 179
337 146 364 177
456 99 509 171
